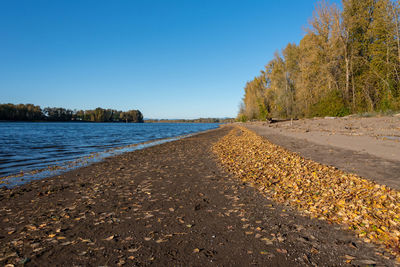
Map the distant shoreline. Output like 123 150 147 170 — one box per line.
0 120 143 123
0 120 229 123
144 119 234 123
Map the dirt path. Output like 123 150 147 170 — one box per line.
0 127 396 266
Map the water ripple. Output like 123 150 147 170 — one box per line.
0 122 219 187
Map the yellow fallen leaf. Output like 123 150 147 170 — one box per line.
104 235 114 241
212 126 400 258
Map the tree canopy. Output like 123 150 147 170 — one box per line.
238 0 400 121
0 103 144 123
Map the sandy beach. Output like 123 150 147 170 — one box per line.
0 126 398 266
245 115 400 190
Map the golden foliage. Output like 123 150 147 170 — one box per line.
213 126 400 257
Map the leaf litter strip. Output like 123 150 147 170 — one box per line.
213 126 400 262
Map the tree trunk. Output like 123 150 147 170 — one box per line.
345 55 350 103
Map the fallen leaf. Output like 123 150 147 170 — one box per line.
261 237 273 245
276 248 288 254
277 236 285 242
212 126 400 258
104 235 114 241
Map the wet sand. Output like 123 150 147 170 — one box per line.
0 126 397 266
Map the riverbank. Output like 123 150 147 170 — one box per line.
0 126 396 266
0 122 219 185
244 115 400 190
215 126 400 263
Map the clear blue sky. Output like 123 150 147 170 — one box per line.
0 0 340 119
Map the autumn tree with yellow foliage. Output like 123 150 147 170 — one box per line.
239 0 400 120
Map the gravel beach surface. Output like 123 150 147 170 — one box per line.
0 126 396 266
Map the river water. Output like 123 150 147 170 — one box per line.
0 122 219 187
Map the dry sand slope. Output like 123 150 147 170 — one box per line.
244 115 400 190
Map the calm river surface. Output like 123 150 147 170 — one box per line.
0 122 219 186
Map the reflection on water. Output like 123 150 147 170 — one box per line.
0 122 219 187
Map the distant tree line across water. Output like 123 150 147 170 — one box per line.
239 0 400 121
145 118 234 123
0 103 144 123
